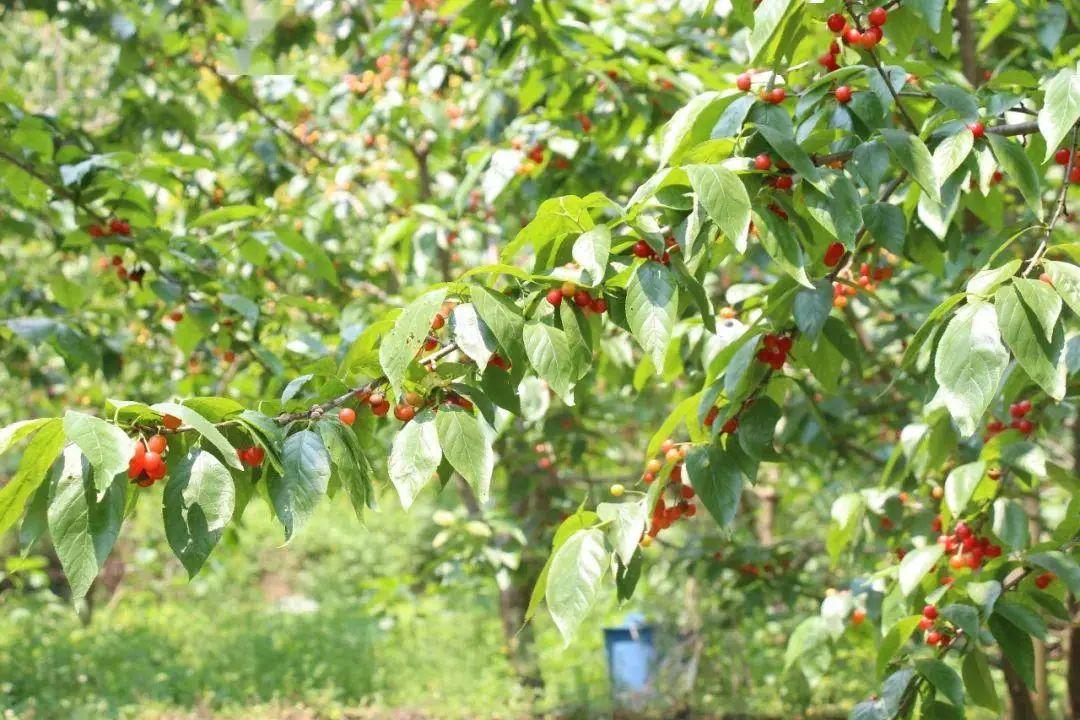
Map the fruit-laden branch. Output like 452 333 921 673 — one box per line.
1023 122 1079 277
841 0 917 132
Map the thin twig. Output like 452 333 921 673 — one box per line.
1022 122 1078 277
0 148 107 222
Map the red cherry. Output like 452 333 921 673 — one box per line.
768 87 786 104
1071 165 1080 183
754 154 772 171
394 404 416 422
573 290 592 308
431 313 446 330
861 27 882 48
967 122 985 138
922 605 938 620
127 455 145 480
247 446 266 467
162 414 182 430
823 242 845 267
546 288 564 306
339 407 357 426
1054 148 1071 165
736 73 752 92
926 631 942 646
843 27 862 45
774 175 794 190
834 85 853 104
223 350 236 363
632 239 653 258
89 224 106 237
826 13 846 31
143 451 164 475
1034 572 1054 589
868 7 887 26
1011 418 1034 434
591 297 608 314
918 617 934 630
987 419 1005 432
168 310 184 322
1009 399 1031 417
721 417 739 434
955 522 971 539
819 53 840 71
147 434 167 454
704 406 719 426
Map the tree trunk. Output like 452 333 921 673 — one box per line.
1003 657 1039 719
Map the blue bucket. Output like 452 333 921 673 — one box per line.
604 613 656 708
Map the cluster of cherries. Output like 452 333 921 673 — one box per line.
984 399 1035 440
832 261 893 308
934 520 1004 572
825 7 888 52
631 235 681 265
536 441 557 470
639 439 699 544
1054 148 1080 183
88 218 132 238
545 281 608 314
918 604 955 647
734 73 785 104
703 405 740 434
128 433 169 487
753 154 795 190
756 333 793 370
96 253 146 284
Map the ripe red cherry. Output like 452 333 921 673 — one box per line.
143 451 164 475
223 350 236 363
834 85 853 104
818 53 839 71
826 13 846 31
1034 572 1055 589
546 288 564 306
926 631 942 646
824 242 845 267
1011 418 1033 434
721 417 739 434
339 407 357 426
754 154 772 171
109 219 130 235
573 290 592 308
1010 399 1032 417
370 396 391 417
843 27 862 45
247 446 266 467
162 414 182 430
861 27 882 48
89 224 106 237
968 121 985 138
768 87 786 104
632 240 653 258
736 73 752 91
394 404 416 422
590 297 608 314
147 434 168 454
774 175 793 190
1055 148 1072 165
868 7 887 26
1071 165 1080 183
922 604 938 620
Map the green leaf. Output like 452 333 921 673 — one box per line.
625 262 678 370
1038 66 1080 161
932 130 974 185
150 402 244 470
163 448 235 577
933 301 1009 437
1045 260 1080 317
546 528 608 645
752 105 822 187
967 259 1022 296
268 430 331 541
862 202 906 254
758 210 811 287
526 510 600 622
450 303 498 370
659 91 730 166
784 616 830 670
898 544 944 596
274 228 339 284
379 288 448 397
991 498 1028 549
881 129 940 202
944 461 986 516
685 164 751 252
388 408 441 509
793 280 832 342
62 411 133 491
988 613 1034 688
987 135 1043 221
749 0 799 63
877 616 922 678
571 225 611 287
597 500 647 566
939 604 980 639
737 397 781 461
0 419 65 537
685 444 743 527
915 658 964 707
472 286 527 373
523 321 575 402
435 406 494 503
316 418 373 520
962 649 1000 712
994 283 1066 400
190 205 261 228
1028 551 1080 595
503 194 608 261
47 446 125 598
966 580 1002 615
0 418 53 457
1014 278 1063 340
